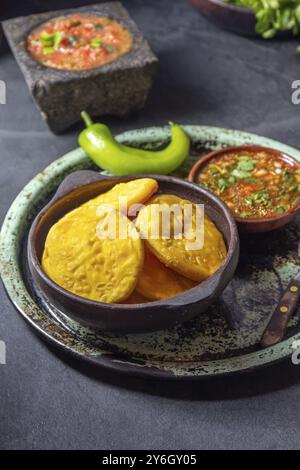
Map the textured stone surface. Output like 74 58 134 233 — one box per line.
2 2 158 133
1 0 300 451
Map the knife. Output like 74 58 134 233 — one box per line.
261 241 300 348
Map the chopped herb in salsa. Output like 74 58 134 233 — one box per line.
39 31 62 55
90 37 102 48
70 21 81 27
105 44 115 53
197 150 300 219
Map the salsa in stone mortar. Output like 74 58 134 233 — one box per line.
197 149 300 219
27 14 133 71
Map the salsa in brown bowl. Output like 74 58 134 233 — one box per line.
189 145 300 233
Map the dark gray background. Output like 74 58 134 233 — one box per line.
1 0 300 450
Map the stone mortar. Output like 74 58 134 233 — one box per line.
2 2 158 133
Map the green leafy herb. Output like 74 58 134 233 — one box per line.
286 182 298 192
239 211 250 218
244 190 271 206
228 175 236 184
209 164 225 175
94 24 103 31
231 155 257 179
69 35 79 45
237 159 256 172
218 178 230 193
232 167 251 179
223 0 300 46
276 206 287 213
105 44 115 53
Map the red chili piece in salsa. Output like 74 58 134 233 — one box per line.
27 14 133 71
197 150 300 219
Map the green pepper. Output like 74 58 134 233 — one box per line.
78 112 190 176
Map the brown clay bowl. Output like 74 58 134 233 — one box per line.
191 0 256 36
191 0 293 37
188 145 300 233
27 170 239 333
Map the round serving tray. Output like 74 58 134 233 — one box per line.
1 125 300 379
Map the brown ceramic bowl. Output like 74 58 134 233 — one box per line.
191 0 256 36
191 0 292 37
188 145 300 233
27 170 239 333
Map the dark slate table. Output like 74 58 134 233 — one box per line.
1 0 300 450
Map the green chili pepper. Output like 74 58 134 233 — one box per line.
78 112 190 176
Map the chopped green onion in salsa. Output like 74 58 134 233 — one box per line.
197 150 300 219
90 37 102 48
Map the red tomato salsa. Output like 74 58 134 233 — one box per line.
27 14 133 71
197 149 300 219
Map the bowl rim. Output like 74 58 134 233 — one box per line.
28 173 239 310
191 0 254 15
188 144 300 225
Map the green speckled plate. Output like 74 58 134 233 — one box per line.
1 126 300 379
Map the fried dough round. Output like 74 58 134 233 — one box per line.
42 210 143 303
86 178 158 215
136 245 197 301
55 178 158 223
136 194 227 282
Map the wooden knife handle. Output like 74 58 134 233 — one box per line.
261 277 300 348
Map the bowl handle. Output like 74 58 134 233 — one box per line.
51 170 111 203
